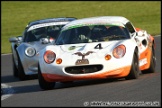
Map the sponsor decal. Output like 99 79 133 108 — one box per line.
139 58 147 66
68 46 83 50
69 46 76 50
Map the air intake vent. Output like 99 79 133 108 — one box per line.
65 65 103 74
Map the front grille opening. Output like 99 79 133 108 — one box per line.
65 65 103 74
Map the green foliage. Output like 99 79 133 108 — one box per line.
1 1 161 54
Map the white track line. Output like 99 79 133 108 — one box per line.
1 84 14 101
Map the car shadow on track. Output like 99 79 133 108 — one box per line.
54 78 125 89
2 72 159 95
3 72 157 95
6 78 128 95
1 75 38 83
1 75 19 83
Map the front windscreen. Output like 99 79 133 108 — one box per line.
55 24 130 45
24 25 65 42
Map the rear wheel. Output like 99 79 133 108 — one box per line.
125 51 140 80
38 64 55 90
142 45 156 74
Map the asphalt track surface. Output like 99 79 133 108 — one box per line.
1 36 161 107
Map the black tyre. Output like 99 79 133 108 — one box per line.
142 45 156 74
38 64 55 90
12 53 18 77
17 53 27 80
125 51 140 80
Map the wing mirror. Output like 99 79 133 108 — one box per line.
9 37 18 43
9 36 22 43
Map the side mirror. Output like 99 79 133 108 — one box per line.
9 36 22 43
9 37 18 43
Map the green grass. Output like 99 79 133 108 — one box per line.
1 1 161 54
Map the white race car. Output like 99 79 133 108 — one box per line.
38 16 156 90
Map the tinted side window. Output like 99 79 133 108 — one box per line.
125 22 135 34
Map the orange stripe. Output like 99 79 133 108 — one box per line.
42 66 131 82
139 47 152 70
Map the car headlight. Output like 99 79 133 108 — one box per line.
113 44 126 58
44 50 56 64
25 47 36 57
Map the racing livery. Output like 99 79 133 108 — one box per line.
38 16 156 90
9 17 76 80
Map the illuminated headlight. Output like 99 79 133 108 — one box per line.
113 45 126 58
44 50 56 64
25 47 36 57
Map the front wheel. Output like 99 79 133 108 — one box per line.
38 64 55 90
17 53 27 80
125 51 140 80
12 53 18 77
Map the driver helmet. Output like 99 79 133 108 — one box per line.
33 27 46 39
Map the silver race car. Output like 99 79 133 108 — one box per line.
9 17 76 80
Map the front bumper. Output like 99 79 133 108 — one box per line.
42 65 131 82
